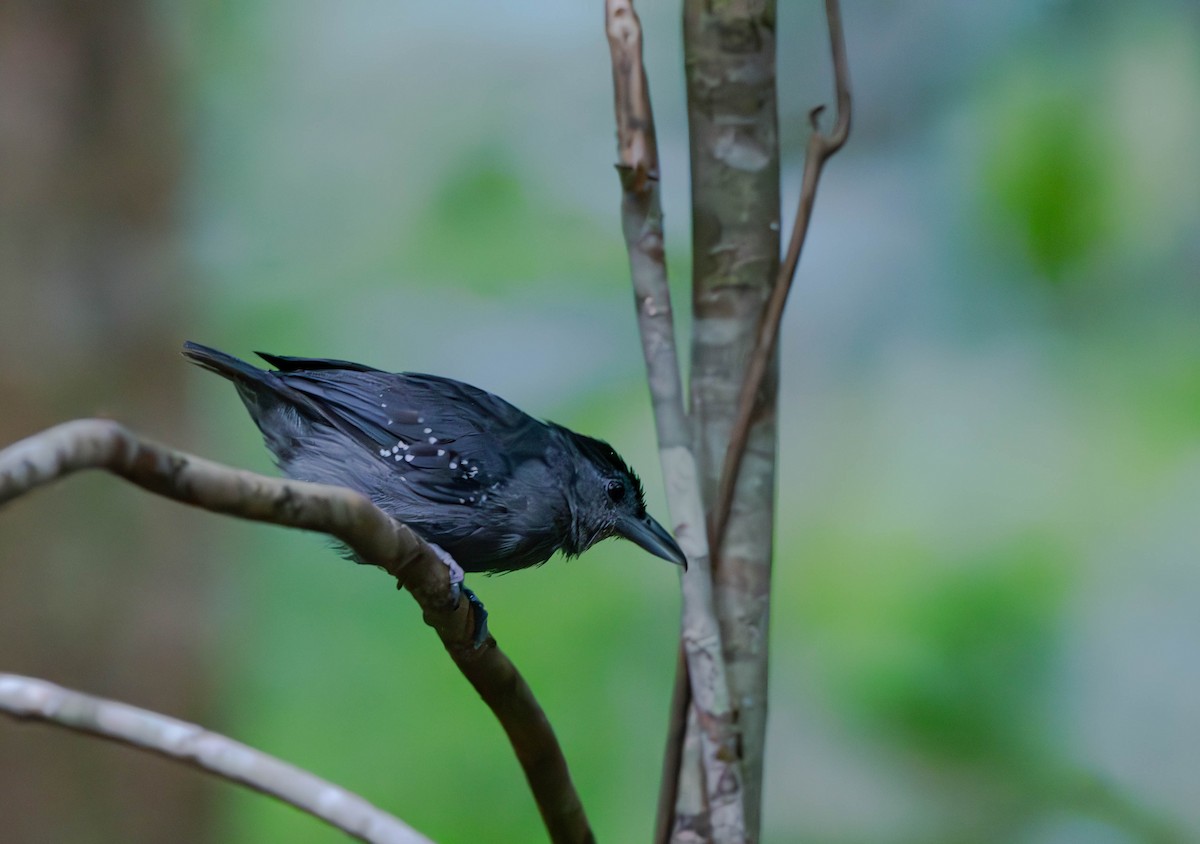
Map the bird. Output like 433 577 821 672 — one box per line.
182 342 686 593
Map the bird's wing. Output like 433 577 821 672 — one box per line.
266 365 548 506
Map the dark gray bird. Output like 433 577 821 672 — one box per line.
182 342 686 579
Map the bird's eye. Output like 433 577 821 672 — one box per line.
606 479 626 503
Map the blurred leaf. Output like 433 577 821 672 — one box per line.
981 69 1112 284
809 535 1068 766
401 148 629 294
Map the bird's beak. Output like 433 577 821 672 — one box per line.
617 513 688 570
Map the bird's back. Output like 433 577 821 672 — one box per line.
184 343 571 572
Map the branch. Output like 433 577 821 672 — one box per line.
681 0 785 836
0 673 433 844
605 3 746 843
0 419 594 844
654 645 690 844
661 1 853 838
708 0 852 549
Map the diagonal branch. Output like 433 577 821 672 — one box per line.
0 673 434 844
708 0 852 550
605 3 746 844
0 418 594 844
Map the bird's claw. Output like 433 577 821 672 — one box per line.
447 582 489 648
461 585 489 648
433 543 488 648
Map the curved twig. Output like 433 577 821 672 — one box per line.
606 3 746 843
708 0 852 550
0 419 593 844
0 673 433 844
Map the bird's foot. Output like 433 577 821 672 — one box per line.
428 543 488 648
427 543 464 585
459 585 490 648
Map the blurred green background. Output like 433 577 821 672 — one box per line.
1 2 1197 843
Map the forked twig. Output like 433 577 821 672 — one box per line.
0 419 594 844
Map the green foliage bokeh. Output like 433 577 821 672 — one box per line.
172 3 1200 843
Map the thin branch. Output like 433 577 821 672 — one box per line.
708 0 852 550
653 645 690 844
605 3 746 843
0 419 593 844
0 673 433 844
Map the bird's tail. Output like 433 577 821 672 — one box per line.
182 341 268 385
182 340 298 427
183 340 319 460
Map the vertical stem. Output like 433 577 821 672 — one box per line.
606 3 747 842
682 2 781 838
654 644 690 844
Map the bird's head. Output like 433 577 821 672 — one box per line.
560 430 687 570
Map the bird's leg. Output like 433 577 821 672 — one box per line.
428 542 465 586
428 543 489 648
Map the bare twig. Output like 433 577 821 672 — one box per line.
653 645 690 844
671 704 708 842
708 0 852 549
605 3 746 843
0 673 433 844
0 419 593 844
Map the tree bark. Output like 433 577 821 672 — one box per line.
683 3 781 839
0 3 213 841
